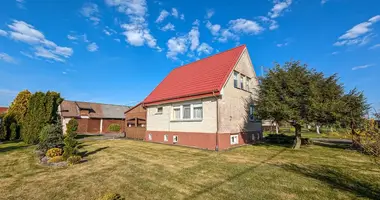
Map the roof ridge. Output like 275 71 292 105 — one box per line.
172 44 246 71
64 100 131 107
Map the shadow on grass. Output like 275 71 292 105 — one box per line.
79 146 109 158
0 141 29 153
75 134 102 139
312 141 351 150
279 164 380 199
184 148 287 199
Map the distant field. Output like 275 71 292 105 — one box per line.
1 139 379 200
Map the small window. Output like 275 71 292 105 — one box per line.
173 135 178 143
252 133 256 141
148 134 152 141
193 104 203 119
246 77 251 91
230 135 238 145
249 105 255 121
183 105 191 119
173 107 181 120
240 74 244 89
156 107 163 114
164 134 168 142
233 71 238 88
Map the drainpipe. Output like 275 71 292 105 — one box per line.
213 91 219 151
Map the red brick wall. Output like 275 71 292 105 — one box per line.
102 119 125 133
145 131 262 150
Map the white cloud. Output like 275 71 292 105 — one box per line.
369 44 380 50
352 64 374 70
87 42 99 52
268 0 292 19
166 36 188 60
206 21 221 36
276 42 289 47
103 26 117 36
229 19 264 34
197 43 213 56
0 53 16 64
192 20 200 26
189 26 200 51
160 23 175 31
114 38 121 42
16 0 26 9
180 14 185 20
335 15 380 46
155 10 169 23
20 51 34 59
5 20 73 62
81 3 100 25
218 29 239 43
0 29 8 36
106 0 160 50
321 0 328 5
67 34 78 40
258 16 279 30
172 8 179 18
331 51 339 55
205 9 215 19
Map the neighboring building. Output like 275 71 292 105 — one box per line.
59 100 130 134
0 107 8 114
143 45 262 150
124 103 147 140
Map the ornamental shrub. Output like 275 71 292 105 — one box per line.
47 156 64 163
108 124 121 132
37 123 64 153
98 192 124 200
9 123 19 141
46 148 63 157
67 155 81 165
63 118 79 159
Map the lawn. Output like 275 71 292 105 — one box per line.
0 139 379 200
264 127 351 139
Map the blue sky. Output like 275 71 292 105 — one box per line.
0 0 379 111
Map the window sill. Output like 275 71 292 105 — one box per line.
155 112 163 115
170 119 203 122
234 86 252 93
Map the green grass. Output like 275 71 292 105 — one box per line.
264 127 351 139
1 139 379 200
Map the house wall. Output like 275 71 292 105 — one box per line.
102 119 125 133
62 117 71 134
218 49 262 135
146 97 217 133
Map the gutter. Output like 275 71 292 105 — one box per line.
213 91 219 151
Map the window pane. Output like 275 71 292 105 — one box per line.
174 108 180 119
157 107 163 113
233 72 238 88
249 105 255 121
246 78 250 90
240 75 244 89
193 106 203 119
183 105 191 119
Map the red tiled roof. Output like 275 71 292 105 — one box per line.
0 107 8 114
143 45 246 105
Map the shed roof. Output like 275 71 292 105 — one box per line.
60 100 130 119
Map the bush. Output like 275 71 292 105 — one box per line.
37 123 64 153
67 155 82 165
265 134 311 145
47 156 64 163
98 192 124 200
46 148 63 157
63 119 79 159
108 124 121 132
66 118 78 136
9 123 19 141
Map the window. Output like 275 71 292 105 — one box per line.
193 104 203 119
233 71 238 88
156 107 163 114
148 134 152 141
246 77 251 91
252 133 256 141
164 134 168 142
240 74 244 89
173 106 181 120
249 105 255 121
230 135 238 145
183 105 191 119
173 135 178 143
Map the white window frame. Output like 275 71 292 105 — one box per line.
173 135 178 143
230 135 239 145
156 107 163 115
233 71 238 88
171 103 203 121
164 134 168 142
249 104 255 122
240 74 244 89
246 77 251 91
182 104 191 119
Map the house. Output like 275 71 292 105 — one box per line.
59 100 130 134
124 103 147 140
142 45 262 150
0 107 8 114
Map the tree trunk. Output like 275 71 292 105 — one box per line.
275 123 279 134
293 124 302 149
316 125 320 134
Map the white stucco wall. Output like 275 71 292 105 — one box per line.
146 97 217 133
218 49 262 133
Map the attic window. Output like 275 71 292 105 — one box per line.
156 107 163 114
233 71 238 88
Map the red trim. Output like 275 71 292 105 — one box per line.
218 46 246 91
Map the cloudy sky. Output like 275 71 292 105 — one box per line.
0 0 379 111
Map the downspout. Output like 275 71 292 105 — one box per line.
213 91 219 151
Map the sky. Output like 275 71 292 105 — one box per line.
0 0 379 112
